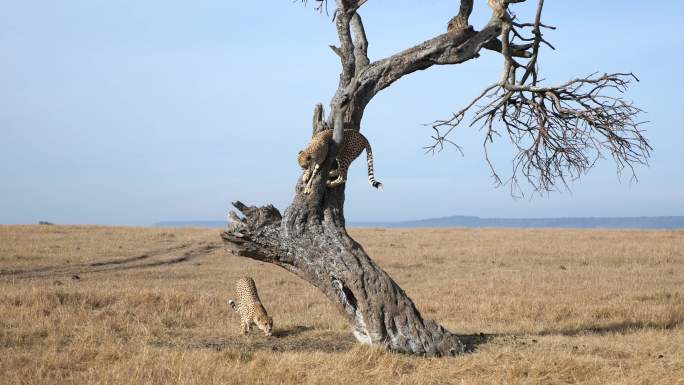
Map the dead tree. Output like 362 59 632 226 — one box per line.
222 0 650 356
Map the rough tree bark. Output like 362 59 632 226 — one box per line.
222 0 649 356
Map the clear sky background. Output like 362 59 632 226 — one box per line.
1 1 682 225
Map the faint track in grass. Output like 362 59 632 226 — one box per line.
0 242 222 280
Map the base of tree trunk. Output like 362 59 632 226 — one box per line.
222 189 468 356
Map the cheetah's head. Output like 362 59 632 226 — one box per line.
298 151 312 169
255 314 273 337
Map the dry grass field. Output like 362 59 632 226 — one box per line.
1 225 683 385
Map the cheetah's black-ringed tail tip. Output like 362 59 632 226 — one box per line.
228 299 237 311
371 181 383 190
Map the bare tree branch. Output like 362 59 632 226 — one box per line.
333 0 356 86
483 38 533 58
355 22 501 103
312 103 327 136
332 0 520 127
429 0 650 195
351 12 369 73
324 1 373 169
326 0 371 164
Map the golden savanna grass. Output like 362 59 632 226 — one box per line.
1 225 683 385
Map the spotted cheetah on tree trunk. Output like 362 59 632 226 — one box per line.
228 277 273 336
298 128 382 194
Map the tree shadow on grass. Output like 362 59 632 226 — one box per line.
457 333 500 353
271 325 314 338
152 328 501 356
149 319 681 357
151 325 356 354
538 318 682 337
151 330 512 356
455 318 683 353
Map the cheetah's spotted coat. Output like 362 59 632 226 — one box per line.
298 129 382 194
228 277 273 336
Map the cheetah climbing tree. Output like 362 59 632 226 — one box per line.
222 0 650 356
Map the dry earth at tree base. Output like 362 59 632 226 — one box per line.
0 225 683 385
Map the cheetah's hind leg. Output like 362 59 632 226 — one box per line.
327 159 345 187
328 159 340 178
326 174 346 187
328 168 340 178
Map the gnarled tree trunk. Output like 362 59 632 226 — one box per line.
223 85 467 355
223 191 465 356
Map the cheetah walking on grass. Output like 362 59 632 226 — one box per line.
228 277 273 336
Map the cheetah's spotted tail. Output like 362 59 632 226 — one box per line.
365 139 383 190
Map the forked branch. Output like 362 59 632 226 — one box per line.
429 0 650 194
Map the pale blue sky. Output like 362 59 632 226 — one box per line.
1 1 682 225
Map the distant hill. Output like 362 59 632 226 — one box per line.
349 215 684 229
154 216 684 229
